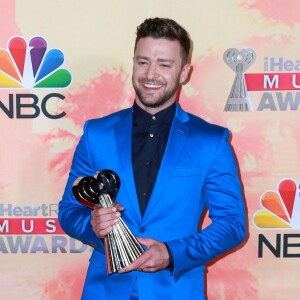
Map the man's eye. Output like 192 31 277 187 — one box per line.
138 61 147 65
161 64 170 68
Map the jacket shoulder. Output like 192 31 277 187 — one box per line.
181 108 228 139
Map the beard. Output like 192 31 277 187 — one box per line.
132 77 180 109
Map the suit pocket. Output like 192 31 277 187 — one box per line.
172 167 203 177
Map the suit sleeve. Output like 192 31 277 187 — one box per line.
166 128 247 282
58 121 105 250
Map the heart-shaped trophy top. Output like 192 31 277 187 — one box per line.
223 48 256 73
72 169 121 209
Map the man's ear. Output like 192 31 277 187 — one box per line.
179 63 192 84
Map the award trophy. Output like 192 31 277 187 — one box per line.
223 48 256 112
72 169 144 274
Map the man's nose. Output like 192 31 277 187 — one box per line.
146 63 157 80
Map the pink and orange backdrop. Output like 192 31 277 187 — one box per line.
1 0 300 299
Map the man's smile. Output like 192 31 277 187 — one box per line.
142 83 163 89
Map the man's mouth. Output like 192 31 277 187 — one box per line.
143 83 163 89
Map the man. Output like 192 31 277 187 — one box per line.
59 17 246 300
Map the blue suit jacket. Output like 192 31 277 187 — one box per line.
59 103 246 300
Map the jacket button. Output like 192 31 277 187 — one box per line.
139 227 145 233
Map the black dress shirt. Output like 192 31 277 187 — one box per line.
132 102 176 216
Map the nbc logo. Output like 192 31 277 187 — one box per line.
0 36 71 89
253 179 300 229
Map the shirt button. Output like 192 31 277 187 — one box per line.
145 162 150 167
139 227 145 233
149 133 154 138
152 116 156 120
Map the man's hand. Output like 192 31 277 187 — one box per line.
119 238 170 273
90 203 124 238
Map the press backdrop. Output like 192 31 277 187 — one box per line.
1 0 300 299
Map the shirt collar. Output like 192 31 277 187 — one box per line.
133 101 176 127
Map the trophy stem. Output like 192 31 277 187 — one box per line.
99 193 144 274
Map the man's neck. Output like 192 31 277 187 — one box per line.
134 99 177 115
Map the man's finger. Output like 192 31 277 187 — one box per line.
113 203 125 211
137 237 154 247
118 252 149 273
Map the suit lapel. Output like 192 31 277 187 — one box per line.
114 109 142 222
143 105 189 220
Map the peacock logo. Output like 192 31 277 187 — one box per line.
0 36 71 89
253 179 300 229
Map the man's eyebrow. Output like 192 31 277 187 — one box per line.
135 56 175 63
136 56 149 60
157 58 175 63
